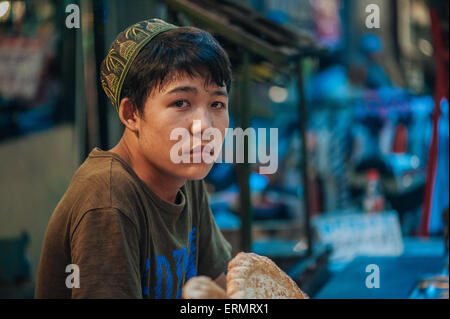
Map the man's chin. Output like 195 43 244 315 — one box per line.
175 163 214 180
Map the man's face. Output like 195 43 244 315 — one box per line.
135 73 229 180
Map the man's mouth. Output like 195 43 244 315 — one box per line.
189 145 214 156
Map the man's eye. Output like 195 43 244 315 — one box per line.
211 101 226 109
173 100 189 108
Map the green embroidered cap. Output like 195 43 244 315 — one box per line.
100 18 178 112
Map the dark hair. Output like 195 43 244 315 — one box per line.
120 26 232 116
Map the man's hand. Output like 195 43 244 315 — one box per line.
214 272 227 291
182 276 229 299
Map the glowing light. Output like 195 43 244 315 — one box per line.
0 1 10 21
403 175 413 188
268 86 288 103
418 39 433 57
411 155 420 169
12 1 25 22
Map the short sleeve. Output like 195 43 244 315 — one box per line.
197 181 232 279
70 207 142 298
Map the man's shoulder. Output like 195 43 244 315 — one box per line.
69 153 129 200
52 152 140 223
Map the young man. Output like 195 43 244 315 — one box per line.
35 18 232 298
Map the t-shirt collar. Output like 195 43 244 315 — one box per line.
90 147 186 216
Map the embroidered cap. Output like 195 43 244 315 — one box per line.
100 18 178 112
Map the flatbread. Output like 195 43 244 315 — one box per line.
226 252 308 299
182 276 229 299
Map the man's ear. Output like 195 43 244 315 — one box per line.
118 97 140 132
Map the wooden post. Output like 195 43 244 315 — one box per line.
238 51 252 252
297 60 313 256
80 0 100 155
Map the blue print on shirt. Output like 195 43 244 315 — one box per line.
141 226 197 298
141 257 151 296
186 226 197 280
173 247 187 299
155 255 172 298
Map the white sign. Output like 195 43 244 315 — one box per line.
313 210 404 263
0 37 45 100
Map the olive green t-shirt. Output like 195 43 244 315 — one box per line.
35 147 232 299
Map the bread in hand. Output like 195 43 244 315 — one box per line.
226 252 308 299
182 276 229 299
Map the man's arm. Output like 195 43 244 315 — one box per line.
214 272 227 291
70 207 142 298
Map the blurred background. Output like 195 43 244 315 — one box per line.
0 0 448 299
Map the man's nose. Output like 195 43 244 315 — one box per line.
190 108 212 135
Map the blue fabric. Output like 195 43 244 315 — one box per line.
429 99 449 234
315 255 445 299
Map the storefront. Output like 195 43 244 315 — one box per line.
0 0 448 300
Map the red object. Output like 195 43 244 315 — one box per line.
392 124 408 154
308 178 322 216
363 169 385 213
420 9 449 237
366 168 379 181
